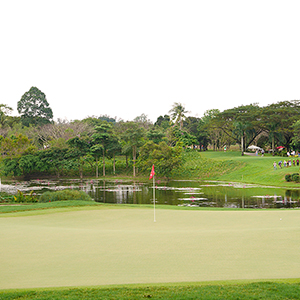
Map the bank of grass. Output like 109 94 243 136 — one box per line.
0 201 266 215
178 150 300 188
0 200 101 214
1 280 300 299
174 151 245 180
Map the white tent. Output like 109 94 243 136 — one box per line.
247 145 262 151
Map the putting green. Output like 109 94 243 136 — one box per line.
1 208 300 289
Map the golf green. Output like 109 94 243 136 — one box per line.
1 208 299 289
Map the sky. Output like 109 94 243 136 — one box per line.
1 1 300 123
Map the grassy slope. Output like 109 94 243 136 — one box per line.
174 151 244 180
1 280 300 299
189 151 300 187
0 200 101 214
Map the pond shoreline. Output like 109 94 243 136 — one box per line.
1 178 299 209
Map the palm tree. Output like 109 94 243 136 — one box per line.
169 102 188 130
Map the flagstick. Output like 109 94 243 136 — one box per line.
153 174 156 222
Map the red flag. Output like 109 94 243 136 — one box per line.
149 164 155 180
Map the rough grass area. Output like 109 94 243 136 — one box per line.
1 280 300 299
1 208 299 290
39 189 92 202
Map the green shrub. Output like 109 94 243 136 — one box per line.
291 173 300 182
13 191 38 203
39 189 92 202
280 150 287 157
285 174 292 182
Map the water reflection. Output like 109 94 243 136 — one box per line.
1 178 300 209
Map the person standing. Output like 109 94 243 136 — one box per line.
273 161 277 170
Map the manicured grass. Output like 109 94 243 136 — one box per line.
200 151 300 187
1 151 300 297
1 207 299 290
0 201 274 215
0 200 101 214
1 280 300 299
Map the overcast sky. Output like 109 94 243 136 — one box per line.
1 1 300 123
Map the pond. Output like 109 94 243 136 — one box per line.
1 178 300 209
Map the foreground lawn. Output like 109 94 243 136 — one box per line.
1 280 300 299
1 206 299 290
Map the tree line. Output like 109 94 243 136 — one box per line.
200 101 300 154
0 86 300 178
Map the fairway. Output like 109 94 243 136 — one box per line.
1 207 300 289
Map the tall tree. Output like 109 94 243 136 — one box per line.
67 136 91 179
138 141 183 179
107 134 122 175
27 119 94 149
38 147 68 178
0 133 36 158
154 115 171 129
200 109 222 151
91 122 114 177
133 113 153 129
121 122 145 177
233 121 249 155
17 87 53 127
261 101 300 150
291 120 300 149
0 104 13 128
210 104 262 151
169 102 188 130
146 128 166 144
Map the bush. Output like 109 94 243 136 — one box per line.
39 189 92 202
285 174 292 182
291 173 300 182
285 173 300 182
279 150 287 157
13 190 38 203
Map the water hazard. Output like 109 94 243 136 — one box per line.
1 178 300 209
